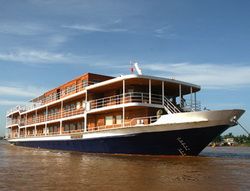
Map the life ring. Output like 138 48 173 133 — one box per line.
156 109 163 118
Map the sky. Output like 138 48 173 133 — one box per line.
0 0 250 136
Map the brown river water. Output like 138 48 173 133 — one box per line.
0 140 250 191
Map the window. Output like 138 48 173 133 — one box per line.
61 89 65 96
82 80 88 88
82 101 86 109
64 124 69 131
116 115 122 124
72 85 75 91
49 126 53 132
105 116 113 125
66 86 70 94
77 122 83 129
71 103 76 110
65 105 70 111
52 92 56 100
76 101 81 109
70 123 76 131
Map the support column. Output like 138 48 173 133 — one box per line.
84 91 88 132
45 106 48 136
25 127 27 138
34 125 37 137
35 110 38 124
61 101 63 118
149 79 151 104
35 109 37 136
122 80 125 127
179 84 182 108
190 87 193 110
162 81 164 106
194 92 197 110
10 127 12 138
60 101 63 135
25 113 27 126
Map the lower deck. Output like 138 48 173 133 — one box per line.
8 106 160 139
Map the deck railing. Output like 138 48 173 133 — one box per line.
8 115 160 138
87 115 158 132
7 90 202 127
89 92 163 110
6 119 20 126
181 99 201 111
6 81 97 116
63 107 84 118
22 107 84 126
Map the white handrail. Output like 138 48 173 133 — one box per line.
6 80 97 115
89 92 163 110
164 97 180 114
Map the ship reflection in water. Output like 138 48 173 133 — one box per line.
1 141 250 191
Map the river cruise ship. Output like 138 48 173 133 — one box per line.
6 66 244 156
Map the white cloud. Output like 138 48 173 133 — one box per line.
0 22 51 36
142 62 250 89
47 34 68 47
0 49 86 64
154 25 178 39
0 85 44 98
62 24 127 33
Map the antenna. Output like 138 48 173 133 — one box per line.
134 62 142 75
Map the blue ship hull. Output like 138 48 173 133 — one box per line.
11 125 228 156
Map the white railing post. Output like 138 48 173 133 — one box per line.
122 80 125 127
60 101 63 134
18 125 20 138
190 87 193 111
194 92 197 111
179 84 182 108
162 81 164 106
149 79 151 104
84 91 88 132
45 106 48 136
35 125 37 137
25 113 27 126
35 109 38 125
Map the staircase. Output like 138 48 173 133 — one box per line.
163 97 181 114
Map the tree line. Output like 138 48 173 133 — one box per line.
213 133 250 144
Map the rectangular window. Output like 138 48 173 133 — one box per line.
82 80 88 88
76 101 81 109
71 103 76 110
71 85 76 92
54 126 58 132
77 122 83 129
116 115 122 124
64 124 69 131
49 126 53 132
70 123 76 131
105 116 113 125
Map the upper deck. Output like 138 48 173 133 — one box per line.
6 73 113 116
6 73 200 117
